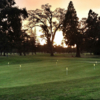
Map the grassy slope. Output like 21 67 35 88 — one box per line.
0 53 100 100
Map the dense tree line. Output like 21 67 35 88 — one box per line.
27 1 100 57
36 44 76 54
0 0 36 56
1 1 100 57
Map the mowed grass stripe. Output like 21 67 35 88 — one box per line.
0 75 100 100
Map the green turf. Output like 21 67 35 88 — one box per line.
0 53 100 100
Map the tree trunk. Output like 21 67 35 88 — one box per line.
34 51 36 55
23 51 26 56
19 52 22 56
50 42 54 56
3 52 6 56
32 51 33 55
0 51 2 56
76 44 80 57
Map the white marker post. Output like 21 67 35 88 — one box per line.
8 62 9 66
94 64 95 69
66 67 68 75
20 65 21 70
95 61 97 64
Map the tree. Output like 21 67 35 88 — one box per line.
25 27 37 55
0 0 16 56
85 10 100 55
77 18 88 53
5 8 28 55
0 0 28 56
22 31 30 56
0 0 15 9
63 1 82 57
29 28 37 55
28 4 66 56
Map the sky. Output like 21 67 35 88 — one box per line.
14 0 100 46
15 0 100 20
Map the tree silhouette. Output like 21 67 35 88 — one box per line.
29 28 37 55
0 0 28 56
28 4 66 56
0 0 16 56
63 1 82 57
86 9 100 55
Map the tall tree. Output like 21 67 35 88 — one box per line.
0 0 28 56
86 10 100 55
5 7 28 55
28 4 66 56
63 1 82 57
0 0 16 55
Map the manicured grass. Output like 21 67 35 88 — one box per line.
0 53 100 100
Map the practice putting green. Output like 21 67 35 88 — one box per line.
0 54 100 100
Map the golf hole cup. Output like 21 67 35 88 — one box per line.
66 67 68 75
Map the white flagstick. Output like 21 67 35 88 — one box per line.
66 67 68 75
56 60 59 66
20 65 21 70
8 62 9 66
93 64 95 69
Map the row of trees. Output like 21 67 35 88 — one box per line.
27 1 100 57
37 45 76 53
0 1 100 57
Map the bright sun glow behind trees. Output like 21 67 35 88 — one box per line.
23 21 64 46
34 28 64 46
23 21 69 47
40 31 64 46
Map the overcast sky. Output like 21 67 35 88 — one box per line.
15 0 100 20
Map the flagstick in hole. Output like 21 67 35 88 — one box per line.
8 62 9 66
66 67 68 75
93 64 95 70
20 65 21 70
56 60 58 66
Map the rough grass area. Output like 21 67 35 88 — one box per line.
0 53 100 100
